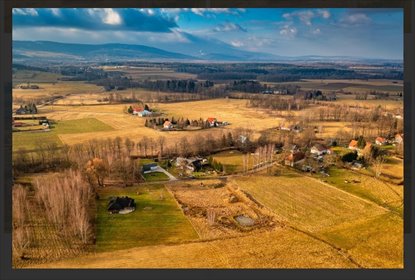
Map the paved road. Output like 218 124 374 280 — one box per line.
153 166 177 181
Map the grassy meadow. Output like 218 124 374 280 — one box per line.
95 184 198 252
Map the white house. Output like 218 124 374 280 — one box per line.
163 121 173 130
138 110 152 117
310 144 331 156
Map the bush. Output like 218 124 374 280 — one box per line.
341 151 358 162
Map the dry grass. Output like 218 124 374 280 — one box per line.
35 99 283 147
320 213 403 268
332 99 403 110
167 180 275 239
28 227 358 268
212 150 256 174
327 167 403 215
13 82 103 103
380 157 403 180
153 98 283 131
231 171 387 232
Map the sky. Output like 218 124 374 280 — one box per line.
12 8 403 60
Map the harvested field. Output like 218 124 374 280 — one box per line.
380 156 403 181
13 82 103 103
153 98 283 131
327 167 403 215
231 172 387 232
29 227 359 268
13 118 114 151
320 213 403 268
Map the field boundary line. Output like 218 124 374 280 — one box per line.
164 185 202 239
232 180 364 268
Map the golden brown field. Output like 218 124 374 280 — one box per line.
32 98 284 147
13 82 104 103
231 172 387 232
12 76 404 269
29 227 359 269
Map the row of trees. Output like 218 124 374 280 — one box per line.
12 170 96 259
246 95 308 111
130 79 214 93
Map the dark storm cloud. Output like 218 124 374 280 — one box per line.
12 8 178 32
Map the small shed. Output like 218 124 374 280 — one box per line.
142 163 158 173
107 196 136 214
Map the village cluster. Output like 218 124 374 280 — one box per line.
285 133 404 175
127 103 229 131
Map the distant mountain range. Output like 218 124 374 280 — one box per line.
13 40 402 64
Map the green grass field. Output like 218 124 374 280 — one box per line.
143 172 170 182
13 131 62 151
13 118 114 151
95 184 198 252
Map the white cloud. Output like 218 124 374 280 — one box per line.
13 8 38 16
317 9 331 19
213 22 247 32
49 8 61 16
190 8 244 17
248 36 272 47
311 28 321 35
340 13 372 25
283 9 330 26
139 8 155 16
103 9 122 25
230 40 244 47
279 25 298 38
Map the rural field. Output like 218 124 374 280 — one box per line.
12 76 404 268
11 8 404 269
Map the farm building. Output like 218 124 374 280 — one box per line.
207 117 217 127
348 140 359 150
375 137 387 145
132 106 144 115
175 157 208 172
310 144 331 156
163 121 173 130
395 133 403 144
107 196 136 214
15 107 26 115
142 163 158 174
138 110 152 117
284 152 305 167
